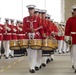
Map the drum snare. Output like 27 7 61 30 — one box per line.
19 39 29 49
41 39 55 51
10 40 20 50
29 39 42 50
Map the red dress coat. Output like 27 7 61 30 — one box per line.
0 24 5 40
65 17 76 44
17 25 24 40
3 24 12 41
12 25 18 40
23 16 43 39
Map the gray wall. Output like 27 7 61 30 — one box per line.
64 0 76 21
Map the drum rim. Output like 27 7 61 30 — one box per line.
10 46 20 50
30 45 41 50
20 45 29 49
41 46 54 50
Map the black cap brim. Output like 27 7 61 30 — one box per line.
28 8 34 10
41 12 46 14
5 20 9 21
34 11 38 13
73 8 76 11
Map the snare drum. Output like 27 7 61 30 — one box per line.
29 39 42 50
54 40 58 49
19 39 29 49
10 40 20 50
41 39 55 51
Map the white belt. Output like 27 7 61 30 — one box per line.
4 33 11 35
0 33 2 35
23 34 25 36
71 32 76 34
12 33 16 35
17 34 24 36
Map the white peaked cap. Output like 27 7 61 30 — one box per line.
41 9 47 13
5 18 9 21
35 8 39 12
26 5 36 9
72 5 76 9
9 19 14 21
51 19 54 21
38 9 42 13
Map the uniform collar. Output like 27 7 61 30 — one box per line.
29 15 35 19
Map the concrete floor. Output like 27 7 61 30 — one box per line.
0 53 75 75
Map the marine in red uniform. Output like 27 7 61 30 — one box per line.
16 21 23 40
34 8 43 70
3 18 12 59
9 19 17 58
55 23 64 54
46 14 57 62
65 5 76 73
23 5 43 73
0 18 6 59
41 10 49 67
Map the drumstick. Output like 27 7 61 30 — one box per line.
35 26 43 31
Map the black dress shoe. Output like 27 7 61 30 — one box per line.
29 69 35 73
42 63 46 67
0 56 1 59
72 65 75 69
59 53 61 54
46 59 51 64
35 66 39 71
10 56 14 58
62 51 65 53
4 55 6 57
39 65 42 69
66 51 69 53
5 57 9 59
74 69 76 73
51 58 54 61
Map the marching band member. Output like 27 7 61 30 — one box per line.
3 18 12 59
61 22 67 53
17 21 26 56
41 10 49 67
48 19 58 61
66 11 74 53
56 23 64 54
23 5 43 73
12 20 20 56
34 8 42 70
65 5 76 73
46 15 56 62
0 18 5 59
9 19 15 58
17 20 23 40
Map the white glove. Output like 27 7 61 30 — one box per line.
65 36 70 41
18 27 22 31
13 28 17 32
6 26 11 31
0 26 3 30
